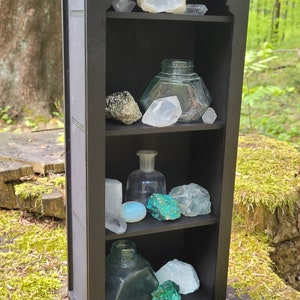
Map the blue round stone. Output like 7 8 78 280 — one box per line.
120 201 147 223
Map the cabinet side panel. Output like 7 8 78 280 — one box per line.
67 5 87 300
215 0 250 298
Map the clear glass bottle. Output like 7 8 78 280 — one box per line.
140 59 212 122
105 239 159 300
125 150 167 205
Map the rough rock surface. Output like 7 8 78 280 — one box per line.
105 91 142 125
0 131 65 219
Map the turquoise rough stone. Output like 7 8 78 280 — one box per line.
151 280 181 300
146 194 181 221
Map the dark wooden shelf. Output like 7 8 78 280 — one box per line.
106 120 224 136
106 11 233 23
106 213 218 240
65 0 249 297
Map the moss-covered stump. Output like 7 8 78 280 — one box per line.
234 134 300 291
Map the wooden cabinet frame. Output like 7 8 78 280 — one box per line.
63 1 249 299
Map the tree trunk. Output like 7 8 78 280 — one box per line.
0 0 62 122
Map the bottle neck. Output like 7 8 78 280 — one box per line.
161 59 194 75
137 150 157 173
109 240 137 267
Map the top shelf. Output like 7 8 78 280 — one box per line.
106 120 224 136
106 11 233 23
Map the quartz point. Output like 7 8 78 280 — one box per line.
202 107 217 124
155 259 200 295
106 91 142 125
146 194 181 221
151 280 181 300
137 0 186 14
142 96 182 127
169 183 211 217
105 213 127 234
105 178 123 216
112 0 136 12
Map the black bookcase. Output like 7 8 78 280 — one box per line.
63 1 249 299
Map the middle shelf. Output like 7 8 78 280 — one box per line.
106 213 218 240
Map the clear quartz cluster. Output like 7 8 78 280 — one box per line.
137 0 186 14
155 259 200 295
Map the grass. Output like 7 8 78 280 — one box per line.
0 210 67 300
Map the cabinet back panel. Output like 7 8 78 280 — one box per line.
106 19 232 121
106 133 190 193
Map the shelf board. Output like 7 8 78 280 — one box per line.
106 11 233 23
106 120 223 136
106 213 218 240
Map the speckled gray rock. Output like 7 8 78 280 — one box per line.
105 91 142 125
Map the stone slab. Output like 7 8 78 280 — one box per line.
0 159 34 182
0 129 65 174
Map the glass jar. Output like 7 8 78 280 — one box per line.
140 59 212 122
125 150 167 205
105 239 159 300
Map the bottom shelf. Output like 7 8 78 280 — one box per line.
69 287 214 300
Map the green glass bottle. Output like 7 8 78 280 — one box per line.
105 239 159 300
140 59 212 122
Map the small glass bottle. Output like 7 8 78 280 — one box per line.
105 239 159 300
140 59 212 122
125 150 167 205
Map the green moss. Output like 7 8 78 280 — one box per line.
51 175 65 189
235 134 300 213
228 213 300 299
0 209 67 300
14 178 53 201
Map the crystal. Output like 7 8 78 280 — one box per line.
146 194 181 221
105 178 123 216
169 183 211 217
112 0 136 12
105 213 127 234
184 4 208 15
120 201 147 223
202 107 217 124
151 280 181 300
137 0 186 14
106 91 142 125
155 259 200 295
142 96 182 127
